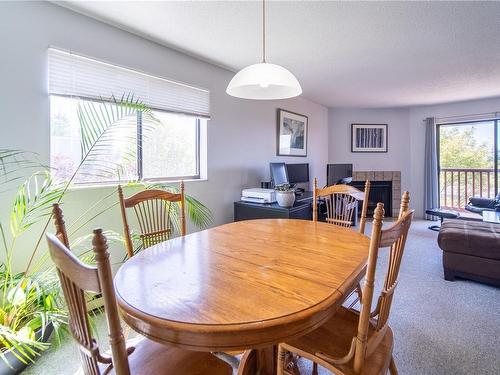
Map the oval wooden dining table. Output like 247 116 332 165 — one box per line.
114 219 369 374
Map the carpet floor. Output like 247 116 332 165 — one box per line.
24 220 500 374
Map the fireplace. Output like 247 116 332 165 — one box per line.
351 180 392 217
352 171 401 217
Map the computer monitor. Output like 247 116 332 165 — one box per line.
286 163 309 184
327 164 353 186
270 162 288 186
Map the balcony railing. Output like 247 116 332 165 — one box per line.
440 168 496 209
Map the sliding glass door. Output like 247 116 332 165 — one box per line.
438 120 498 209
497 123 500 199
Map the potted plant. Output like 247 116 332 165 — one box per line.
274 183 295 208
0 157 68 374
0 270 65 375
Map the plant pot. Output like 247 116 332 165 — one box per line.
276 190 295 208
0 323 54 375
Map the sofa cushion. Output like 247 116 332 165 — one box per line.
438 219 500 260
464 204 498 214
468 197 499 209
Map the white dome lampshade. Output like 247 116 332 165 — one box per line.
226 62 302 100
226 0 302 100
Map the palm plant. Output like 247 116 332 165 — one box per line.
0 94 213 368
0 150 45 188
0 167 65 367
25 94 157 274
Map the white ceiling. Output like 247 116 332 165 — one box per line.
55 1 500 109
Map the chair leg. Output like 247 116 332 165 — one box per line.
346 282 362 310
312 362 318 375
389 355 398 375
277 345 286 375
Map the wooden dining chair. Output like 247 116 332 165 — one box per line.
313 178 371 234
118 181 186 258
47 211 231 375
277 194 414 375
52 202 70 248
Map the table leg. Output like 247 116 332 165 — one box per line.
250 346 302 375
256 346 276 374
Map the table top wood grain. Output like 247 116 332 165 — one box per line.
114 219 369 352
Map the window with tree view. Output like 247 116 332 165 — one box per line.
438 120 499 209
48 48 209 186
50 95 202 185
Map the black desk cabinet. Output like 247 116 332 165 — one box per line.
234 192 313 221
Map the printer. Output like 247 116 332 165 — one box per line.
241 188 276 204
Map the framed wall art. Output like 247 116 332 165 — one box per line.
277 109 308 157
351 123 388 153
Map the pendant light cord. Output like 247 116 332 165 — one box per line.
262 0 266 63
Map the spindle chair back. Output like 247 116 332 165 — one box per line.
352 193 413 372
47 217 131 374
313 178 371 234
277 192 413 375
118 181 186 258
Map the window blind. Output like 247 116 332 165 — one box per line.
48 48 210 118
435 112 500 124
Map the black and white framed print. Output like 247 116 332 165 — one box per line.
277 109 308 157
351 123 388 153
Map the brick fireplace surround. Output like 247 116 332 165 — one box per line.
352 171 401 217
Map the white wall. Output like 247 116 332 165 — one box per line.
3 2 499 273
328 98 500 218
0 2 328 271
328 107 411 192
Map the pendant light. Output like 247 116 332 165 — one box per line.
226 0 302 100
